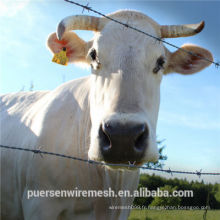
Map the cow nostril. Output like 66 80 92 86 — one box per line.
134 126 149 151
99 121 148 164
99 125 111 151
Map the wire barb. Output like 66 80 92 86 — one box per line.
196 169 202 178
215 61 220 69
32 146 44 158
128 161 136 169
82 2 91 14
64 0 219 68
166 168 173 176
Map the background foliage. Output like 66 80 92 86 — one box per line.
134 173 220 209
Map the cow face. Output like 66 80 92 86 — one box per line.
47 11 213 166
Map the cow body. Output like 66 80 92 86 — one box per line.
1 77 139 220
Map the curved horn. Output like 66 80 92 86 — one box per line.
57 15 107 40
160 21 205 38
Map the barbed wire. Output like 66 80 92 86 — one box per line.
63 0 220 69
1 145 220 177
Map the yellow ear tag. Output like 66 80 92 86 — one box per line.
52 47 68 66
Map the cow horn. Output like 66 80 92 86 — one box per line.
160 21 205 38
57 15 106 40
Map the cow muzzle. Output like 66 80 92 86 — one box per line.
98 120 149 164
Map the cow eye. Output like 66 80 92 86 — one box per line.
89 49 97 61
153 56 165 74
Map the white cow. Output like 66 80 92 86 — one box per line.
0 10 213 220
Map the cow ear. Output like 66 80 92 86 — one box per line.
47 32 89 63
164 44 213 75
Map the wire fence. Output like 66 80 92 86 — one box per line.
1 145 220 177
63 0 220 69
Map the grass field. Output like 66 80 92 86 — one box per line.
128 209 220 220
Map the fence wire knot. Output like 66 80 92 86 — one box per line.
82 3 91 13
123 23 129 28
196 169 202 178
166 168 173 176
215 61 220 69
88 159 94 164
128 161 136 169
32 146 44 158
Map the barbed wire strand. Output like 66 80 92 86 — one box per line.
63 0 220 68
1 145 220 177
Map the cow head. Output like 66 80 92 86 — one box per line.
47 11 213 166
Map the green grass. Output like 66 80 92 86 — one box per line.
128 209 220 220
